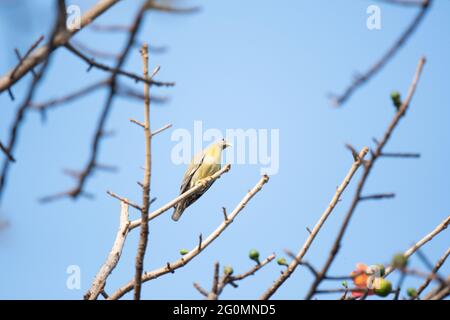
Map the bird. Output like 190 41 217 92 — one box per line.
172 139 232 221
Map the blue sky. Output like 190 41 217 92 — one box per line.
0 0 449 299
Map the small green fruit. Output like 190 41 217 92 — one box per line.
342 280 348 288
406 288 418 298
390 91 402 109
373 278 392 297
392 254 408 269
277 257 288 267
223 265 234 276
179 249 189 255
249 249 260 263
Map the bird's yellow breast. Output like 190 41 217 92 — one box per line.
189 144 223 187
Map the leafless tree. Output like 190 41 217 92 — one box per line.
0 1 448 300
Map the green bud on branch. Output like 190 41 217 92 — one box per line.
277 257 288 267
223 265 234 276
390 91 402 110
249 249 260 264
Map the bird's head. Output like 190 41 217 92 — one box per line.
219 138 232 150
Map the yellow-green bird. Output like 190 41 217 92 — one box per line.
172 139 232 221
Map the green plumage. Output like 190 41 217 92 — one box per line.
172 139 231 221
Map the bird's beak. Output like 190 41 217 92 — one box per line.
225 142 232 148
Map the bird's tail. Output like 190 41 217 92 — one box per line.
171 205 184 221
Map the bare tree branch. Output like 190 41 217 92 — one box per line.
133 43 153 300
107 191 142 211
260 147 369 299
108 174 270 300
147 2 201 14
330 0 431 106
414 248 450 299
29 79 167 116
380 152 421 158
84 201 130 300
0 0 121 93
384 216 450 276
128 164 232 230
193 282 209 297
374 0 425 7
71 40 119 60
39 3 153 202
64 43 175 87
0 1 67 202
196 254 276 300
305 56 426 300
359 193 395 201
0 141 15 163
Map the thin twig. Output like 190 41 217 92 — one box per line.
106 191 141 211
64 43 174 87
29 79 167 114
40 3 151 202
0 2 66 202
30 79 108 112
147 2 201 14
0 0 121 93
229 254 276 282
375 0 425 7
422 275 450 300
90 23 131 32
330 0 431 106
108 175 269 300
414 248 450 299
84 201 130 300
127 164 231 230
384 216 450 276
359 193 396 201
393 271 406 300
9 35 45 82
207 262 220 300
0 142 15 162
195 254 276 299
305 56 426 300
260 148 369 299
151 123 172 136
429 284 450 300
133 43 152 300
193 283 209 297
71 40 119 60
380 152 421 158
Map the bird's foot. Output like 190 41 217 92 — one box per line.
195 176 213 187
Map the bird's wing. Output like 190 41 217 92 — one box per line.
179 152 205 194
172 152 206 221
